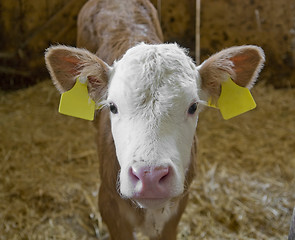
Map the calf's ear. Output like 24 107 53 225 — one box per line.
45 45 109 102
198 45 265 102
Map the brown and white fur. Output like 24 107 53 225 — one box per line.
44 0 265 239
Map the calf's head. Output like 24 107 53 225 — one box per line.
45 43 264 209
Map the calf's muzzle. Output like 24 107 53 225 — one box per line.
129 165 171 199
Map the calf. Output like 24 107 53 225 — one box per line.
45 0 265 239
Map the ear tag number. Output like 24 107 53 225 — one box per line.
208 77 256 120
58 78 96 121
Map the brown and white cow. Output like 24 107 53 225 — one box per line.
45 0 265 239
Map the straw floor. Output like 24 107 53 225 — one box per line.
1 79 294 239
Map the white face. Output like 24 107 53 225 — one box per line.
106 43 203 209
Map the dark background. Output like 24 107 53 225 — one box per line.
0 0 294 90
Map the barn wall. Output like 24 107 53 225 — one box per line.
150 0 196 53
0 0 87 90
0 0 294 90
152 0 295 88
200 0 295 88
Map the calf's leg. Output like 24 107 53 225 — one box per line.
99 186 135 240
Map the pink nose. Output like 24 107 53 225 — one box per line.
129 165 170 199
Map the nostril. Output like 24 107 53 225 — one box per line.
159 172 168 183
130 167 140 181
158 167 169 183
129 165 170 185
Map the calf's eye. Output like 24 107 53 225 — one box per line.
188 102 198 115
109 102 118 114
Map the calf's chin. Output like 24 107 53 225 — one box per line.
134 198 171 210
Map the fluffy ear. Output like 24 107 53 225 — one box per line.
45 45 109 102
198 45 265 102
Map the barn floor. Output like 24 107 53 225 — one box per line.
0 79 295 239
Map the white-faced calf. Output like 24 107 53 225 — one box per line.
45 0 265 239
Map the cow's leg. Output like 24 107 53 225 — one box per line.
99 185 135 240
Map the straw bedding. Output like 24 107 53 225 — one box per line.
0 79 294 239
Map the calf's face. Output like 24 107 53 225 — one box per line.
107 44 202 208
45 43 264 209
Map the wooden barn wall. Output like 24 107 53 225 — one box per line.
151 0 295 88
0 0 88 90
0 0 294 90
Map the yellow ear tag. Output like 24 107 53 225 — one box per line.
208 77 256 120
58 78 96 121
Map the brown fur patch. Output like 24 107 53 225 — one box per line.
45 46 109 102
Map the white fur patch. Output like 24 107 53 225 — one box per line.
107 43 201 202
140 201 179 238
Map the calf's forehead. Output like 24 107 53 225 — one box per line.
108 43 200 108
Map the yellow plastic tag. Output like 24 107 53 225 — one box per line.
208 77 256 120
58 79 95 121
